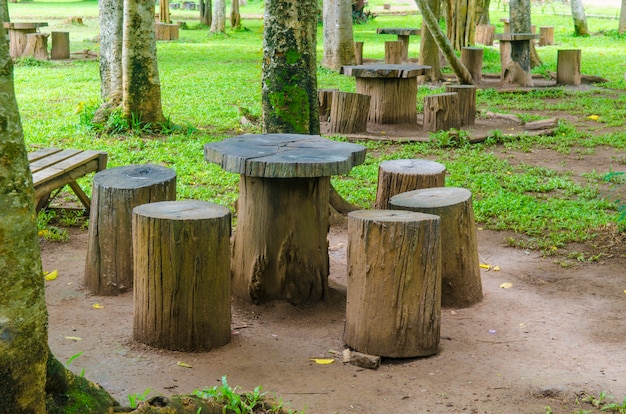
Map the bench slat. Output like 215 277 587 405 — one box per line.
30 149 82 174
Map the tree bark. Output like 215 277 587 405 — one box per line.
322 0 356 72
620 0 626 34
570 0 589 36
160 0 170 23
123 0 165 125
445 0 477 50
97 0 123 117
262 0 320 134
199 0 212 25
210 0 226 33
231 0 241 29
0 0 9 23
414 0 474 85
419 0 442 81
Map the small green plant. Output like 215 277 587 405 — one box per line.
428 129 471 149
128 388 153 409
65 351 85 377
194 376 272 414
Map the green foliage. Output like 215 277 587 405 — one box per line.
127 388 153 409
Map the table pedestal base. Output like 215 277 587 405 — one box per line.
356 77 417 124
233 175 330 304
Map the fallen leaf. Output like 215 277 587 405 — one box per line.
493 266 501 271
176 361 192 368
45 270 58 281
500 282 513 289
64 336 82 341
479 263 491 270
310 358 334 365
587 114 600 121
92 303 104 309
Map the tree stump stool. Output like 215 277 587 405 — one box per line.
445 84 477 126
374 159 446 209
50 31 70 60
318 88 339 122
132 200 231 352
460 47 483 82
538 26 554 46
84 164 176 296
390 187 483 308
423 93 461 132
354 41 364 65
557 49 581 86
384 40 403 64
329 91 370 134
22 33 49 60
345 210 442 358
475 24 495 45
155 22 179 40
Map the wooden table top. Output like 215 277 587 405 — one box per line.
496 33 540 41
204 133 366 178
341 64 431 79
376 28 420 36
3 22 48 29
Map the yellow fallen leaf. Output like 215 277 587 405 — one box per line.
310 358 335 365
493 266 501 271
92 303 104 309
479 263 491 270
623 290 626 294
500 282 513 289
65 336 82 341
45 270 58 281
176 361 192 368
587 114 600 121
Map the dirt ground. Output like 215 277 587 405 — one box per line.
42 84 626 413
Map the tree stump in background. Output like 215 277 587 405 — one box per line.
384 40 403 64
354 41 364 65
423 93 460 132
445 84 477 126
345 210 442 358
22 33 49 60
374 159 446 209
155 23 179 40
50 31 70 60
460 47 483 82
539 26 554 46
475 24 495 45
318 88 339 122
329 91 370 134
390 187 483 308
84 164 176 296
133 200 231 352
557 49 581 86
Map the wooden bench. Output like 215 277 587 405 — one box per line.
28 148 108 213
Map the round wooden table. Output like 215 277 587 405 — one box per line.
204 133 366 304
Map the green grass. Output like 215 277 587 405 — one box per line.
9 0 626 255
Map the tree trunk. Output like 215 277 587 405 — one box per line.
210 0 225 32
476 0 491 24
199 0 212 25
505 0 534 86
414 0 474 85
160 0 170 23
419 0 442 81
445 0 477 50
1 0 9 23
322 0 356 72
97 0 123 116
570 0 589 36
231 0 241 29
620 0 626 34
123 0 165 125
262 0 320 134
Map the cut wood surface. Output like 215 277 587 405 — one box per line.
445 84 477 126
342 63 430 79
460 47 483 82
557 49 582 86
155 22 179 40
539 26 554 46
475 24 495 45
84 164 176 296
50 31 70 60
390 187 483 308
345 209 442 357
423 92 460 132
329 91 370 134
374 158 446 209
318 88 339 122
133 200 231 352
354 41 363 65
22 33 49 60
384 40 403 64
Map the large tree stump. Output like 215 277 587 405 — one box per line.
390 187 483 308
354 41 364 65
538 26 554 46
345 210 442 358
475 24 495 45
557 49 581 86
84 165 176 296
374 159 446 209
445 84 477 126
155 23 179 41
384 40 403 64
460 47 483 82
50 31 70 60
329 91 370 134
318 88 339 122
423 93 460 132
133 200 231 352
22 33 49 60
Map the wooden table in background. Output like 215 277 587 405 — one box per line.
3 22 48 58
204 133 366 305
342 63 430 124
376 27 420 61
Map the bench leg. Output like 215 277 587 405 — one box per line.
68 181 92 212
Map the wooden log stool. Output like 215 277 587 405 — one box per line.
539 26 554 46
22 33 49 60
475 24 495 45
50 31 70 60
374 159 446 209
84 164 176 296
354 41 364 65
155 23 179 40
329 91 371 134
345 210 442 358
384 40 403 64
460 47 483 82
557 49 581 86
389 187 483 308
318 88 339 122
423 93 460 132
445 84 477 126
132 200 231 352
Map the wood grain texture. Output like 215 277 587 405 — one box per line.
375 159 446 209
423 92 461 132
390 187 483 308
356 77 418 124
345 209 441 357
557 49 581 86
329 91 370 134
445 84 477 126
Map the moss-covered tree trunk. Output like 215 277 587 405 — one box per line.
570 0 589 36
1 0 9 23
262 0 320 134
444 0 477 50
231 0 241 30
123 0 165 125
200 0 212 26
322 0 356 72
419 0 442 81
0 21 48 414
